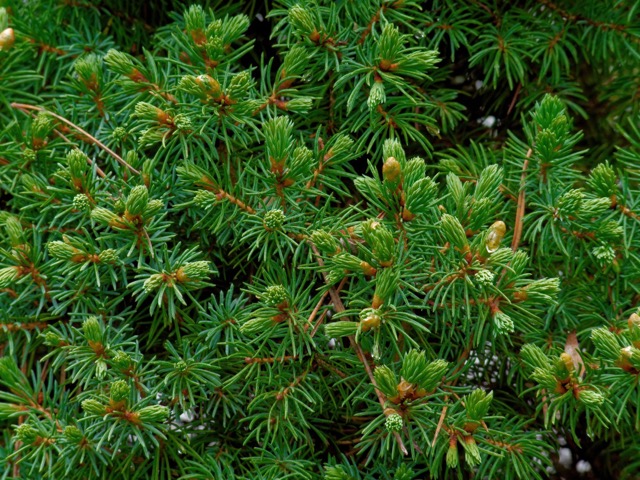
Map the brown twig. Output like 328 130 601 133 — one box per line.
11 103 140 175
215 190 256 214
192 174 256 214
433 404 449 446
307 277 347 336
245 355 298 364
310 243 408 455
276 369 310 401
359 6 385 44
306 150 331 190
12 107 108 179
1 322 48 332
617 204 640 221
314 355 348 379
28 38 67 56
53 129 107 179
309 309 329 338
511 148 532 252
433 336 474 445
507 82 522 116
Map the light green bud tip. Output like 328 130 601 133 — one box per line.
15 423 38 444
421 359 449 391
112 351 132 369
475 269 494 286
240 316 274 335
144 273 165 293
368 82 385 110
178 261 211 281
23 148 37 162
330 135 353 156
98 249 118 264
73 194 91 211
262 284 288 306
557 189 583 216
137 405 169 423
592 245 616 265
134 101 162 120
82 316 102 343
125 151 139 169
43 331 62 347
91 207 118 224
96 359 107 380
463 437 481 466
126 185 149 216
174 114 192 130
0 266 19 288
81 399 106 416
579 389 604 407
112 127 127 141
47 241 76 260
446 442 459 468
531 368 558 390
263 209 285 231
385 413 403 432
139 128 164 147
373 365 398 398
311 230 340 255
520 344 551 371
226 71 251 100
324 321 358 338
289 5 315 35
63 425 83 443
33 113 51 134
590 327 621 361
113 199 125 214
5 216 24 247
67 149 88 178
465 389 493 421
174 360 189 372
194 190 217 207
493 311 514 335
144 199 163 217
110 380 131 402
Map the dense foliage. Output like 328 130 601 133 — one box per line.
1 0 640 478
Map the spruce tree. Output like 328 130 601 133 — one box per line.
1 1 639 478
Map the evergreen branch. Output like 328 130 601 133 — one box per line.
9 107 108 179
538 0 633 34
311 243 408 456
52 129 107 179
306 278 347 337
1 2 638 477
10 103 140 175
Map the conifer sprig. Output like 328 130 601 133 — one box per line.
0 1 639 478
